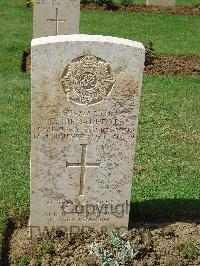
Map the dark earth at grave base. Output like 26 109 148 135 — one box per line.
7 221 200 266
144 55 200 76
81 3 200 16
21 49 200 76
21 48 31 73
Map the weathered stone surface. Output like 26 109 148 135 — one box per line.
30 35 145 235
33 0 80 38
146 0 175 6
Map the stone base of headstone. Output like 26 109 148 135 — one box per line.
146 0 176 6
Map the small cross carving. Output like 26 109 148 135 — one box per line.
66 144 100 196
47 8 67 35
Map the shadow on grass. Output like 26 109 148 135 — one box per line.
129 198 200 229
0 219 15 266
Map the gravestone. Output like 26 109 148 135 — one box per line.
146 0 175 6
30 34 145 235
33 0 80 38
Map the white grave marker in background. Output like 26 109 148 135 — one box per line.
33 0 80 38
146 0 175 6
30 35 145 235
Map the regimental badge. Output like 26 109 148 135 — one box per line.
61 53 115 106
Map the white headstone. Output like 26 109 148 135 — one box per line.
30 35 145 235
33 0 80 38
146 0 175 6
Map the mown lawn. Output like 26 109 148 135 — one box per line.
81 10 200 55
115 0 200 6
133 76 200 220
0 0 200 256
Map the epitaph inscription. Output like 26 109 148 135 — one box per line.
30 35 145 234
61 53 115 105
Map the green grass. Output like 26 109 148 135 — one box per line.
81 10 200 55
115 0 200 6
132 76 200 218
135 76 200 201
0 0 32 256
174 0 200 5
0 0 200 257
177 244 199 261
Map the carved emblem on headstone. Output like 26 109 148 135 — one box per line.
61 53 115 105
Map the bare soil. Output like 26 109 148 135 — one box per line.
21 48 200 76
21 48 31 73
8 222 200 265
81 3 200 16
145 55 200 76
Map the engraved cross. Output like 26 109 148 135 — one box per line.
66 144 100 196
47 8 67 35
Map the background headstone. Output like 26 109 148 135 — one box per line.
146 0 176 6
30 34 145 235
33 0 80 38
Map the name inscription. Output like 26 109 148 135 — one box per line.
33 108 135 141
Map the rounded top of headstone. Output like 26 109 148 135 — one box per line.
31 34 145 51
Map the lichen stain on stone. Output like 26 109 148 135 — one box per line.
121 78 139 95
114 60 128 74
